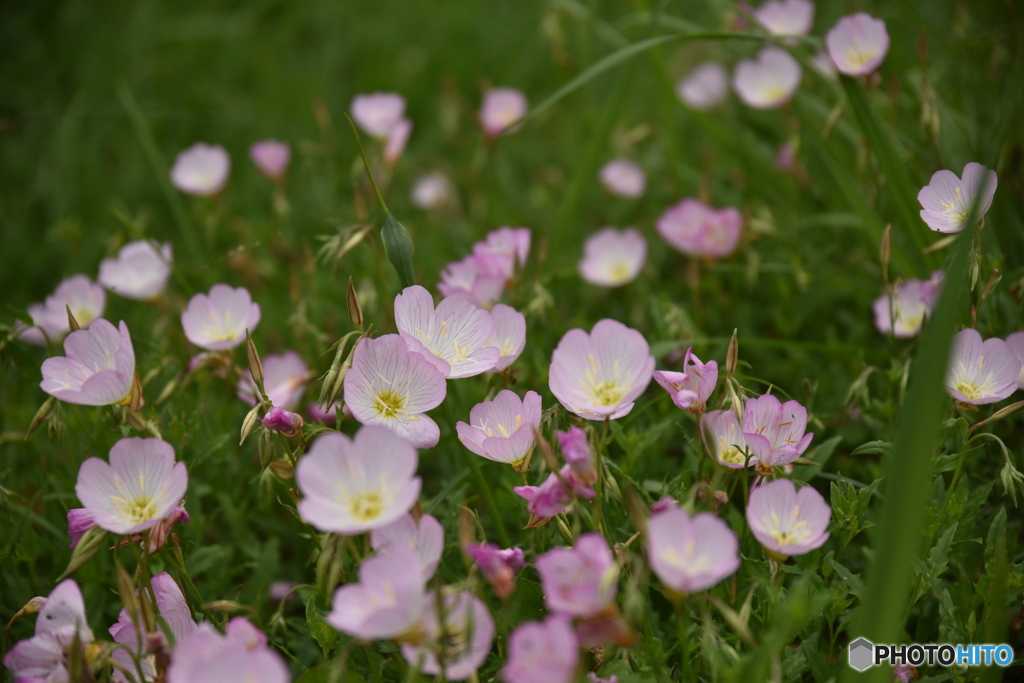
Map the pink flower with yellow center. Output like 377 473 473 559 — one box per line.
656 198 742 259
457 390 542 470
746 478 831 559
647 506 739 594
917 162 997 234
825 13 889 77
944 328 1021 405
40 319 136 406
480 88 528 138
181 284 261 351
18 274 106 345
170 143 230 196
733 47 802 110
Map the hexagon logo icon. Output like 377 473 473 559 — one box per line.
848 637 875 672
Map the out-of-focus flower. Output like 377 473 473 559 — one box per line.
733 47 802 110
747 479 831 559
473 227 532 281
917 162 998 234
343 334 447 448
557 426 595 485
599 159 646 198
892 663 918 682
170 143 230 196
1005 331 1024 390
945 329 1021 405
647 507 740 593
307 401 349 424
327 545 425 640
578 227 647 288
249 140 291 180
467 544 526 599
237 351 309 410
371 512 445 579
656 198 742 258
535 533 617 618
587 675 618 683
167 620 288 683
501 615 579 683
753 0 814 37
99 241 173 301
742 394 813 471
549 319 655 421
775 141 796 171
351 92 407 139
575 610 634 649
438 255 507 308
457 390 542 469
487 303 526 370
650 496 678 515
411 172 454 210
67 508 96 548
181 284 261 351
18 275 106 345
269 582 295 602
147 506 190 554
514 464 595 520
701 410 750 468
384 118 413 165
809 51 838 81
40 319 135 406
3 579 93 683
825 13 890 77
110 572 197 683
260 406 305 437
480 88 528 138
676 62 729 110
400 590 495 680
296 426 421 534
873 278 939 338
653 348 718 414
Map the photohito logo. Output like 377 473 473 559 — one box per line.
848 638 1014 671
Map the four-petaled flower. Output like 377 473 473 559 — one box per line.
945 328 1021 405
457 390 542 470
99 241 173 301
653 347 718 414
41 319 136 406
578 228 647 288
746 478 831 559
917 162 997 234
732 47 802 110
500 615 579 683
327 544 426 641
825 13 890 77
181 284 262 351
18 274 107 346
647 506 740 594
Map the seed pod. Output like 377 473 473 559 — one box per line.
57 525 107 581
346 276 363 329
127 370 145 412
25 396 56 440
246 329 267 399
240 403 263 446
725 328 739 375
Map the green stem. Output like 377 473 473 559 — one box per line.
642 593 671 683
675 596 690 679
465 450 511 548
592 418 611 537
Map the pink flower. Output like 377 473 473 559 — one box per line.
67 508 96 548
467 544 526 599
351 92 407 139
599 159 646 198
371 513 445 579
395 285 500 378
501 615 579 683
747 478 831 558
825 13 890 77
76 437 187 535
775 141 796 170
733 47 802 110
249 140 291 180
873 278 939 338
40 319 136 406
578 227 647 288
676 62 729 110
99 241 173 301
170 143 230 196
270 582 295 602
557 427 595 485
438 255 507 308
656 198 742 258
167 621 288 683
400 590 495 680
110 572 197 682
653 347 718 414
237 351 309 410
327 544 426 640
514 471 569 519
701 409 750 468
307 401 349 424
945 328 1021 405
1005 331 1024 390
296 426 421 534
411 172 454 210
3 579 94 683
18 274 106 345
473 227 531 281
549 319 655 420
384 118 413 165
457 390 541 469
343 334 447 448
650 496 678 515
487 304 526 371
917 162 998 234
480 88 528 138
535 533 617 618
647 507 740 593
261 406 305 437
753 0 814 37
742 394 813 470
181 284 261 351
588 675 618 683
891 663 917 682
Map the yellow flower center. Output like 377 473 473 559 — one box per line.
114 495 159 525
373 389 406 419
349 492 385 522
764 507 811 548
591 380 625 407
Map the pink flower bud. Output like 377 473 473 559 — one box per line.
261 406 305 437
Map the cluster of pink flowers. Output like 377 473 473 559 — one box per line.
438 226 531 308
351 92 413 164
702 394 814 474
656 198 742 259
513 426 598 521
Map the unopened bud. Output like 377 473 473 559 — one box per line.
204 600 251 614
155 376 178 405
124 409 148 432
346 275 363 329
245 330 266 398
57 525 107 581
66 305 80 332
261 406 305 438
126 370 145 412
268 457 294 479
25 396 56 439
239 403 263 446
725 328 738 375
115 561 139 625
458 505 478 552
259 429 275 469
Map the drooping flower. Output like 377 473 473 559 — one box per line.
400 590 495 680
656 198 742 258
647 507 740 594
1005 331 1024 390
557 426 595 485
944 329 1021 405
371 512 445 579
395 285 500 378
514 466 594 520
487 304 526 371
40 319 136 406
548 319 655 420
237 351 309 410
501 615 579 683
296 426 422 534
653 348 718 413
351 92 406 139
411 172 454 210
457 390 541 469
578 227 647 288
249 140 291 180
384 118 413 165
99 241 173 301
480 88 528 138
327 544 426 640
18 274 106 345
343 334 447 448
466 544 526 599
75 437 188 535
742 394 814 471
110 572 197 682
170 143 230 196
535 533 617 618
746 478 831 559
917 162 998 234
676 62 729 110
701 410 750 468
733 47 802 110
473 227 532 281
181 284 261 351
872 278 939 338
599 159 646 198
3 579 93 683
825 13 890 77
167 621 288 683
438 255 507 308
260 406 304 437
753 0 814 37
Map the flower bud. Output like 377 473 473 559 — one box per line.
57 525 106 581
726 328 739 375
239 403 263 446
346 275 363 329
259 429 275 469
245 329 266 398
261 406 305 438
25 396 56 439
66 304 80 332
126 370 145 412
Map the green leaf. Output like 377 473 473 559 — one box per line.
295 667 365 683
498 577 546 633
306 595 341 660
792 435 842 483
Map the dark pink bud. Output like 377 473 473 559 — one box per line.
261 406 305 437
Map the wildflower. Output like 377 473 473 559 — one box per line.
557 426 595 485
110 573 197 683
501 615 579 683
170 143 230 196
647 507 740 594
181 284 261 351
167 621 288 683
578 227 647 288
473 226 532 281
599 159 646 198
917 162 998 234
480 88 528 138
269 582 295 602
701 410 751 468
753 0 814 37
873 278 939 338
733 47 802 110
1005 331 1024 389
384 118 413 165
535 533 617 618
18 274 106 345
296 426 422 534
676 62 729 110
945 329 1021 405
327 545 426 640
892 663 918 682
400 590 495 680
650 496 678 515
438 255 506 308
775 141 796 171
249 140 291 180
261 406 304 437
99 241 173 301
588 675 618 683
308 401 348 424
371 512 445 579
548 319 655 420
514 466 593 520
825 13 890 77
653 347 718 414
656 198 742 258
747 479 831 560
487 304 526 370
351 92 406 139
237 351 309 410
742 394 813 472
40 319 136 406
411 172 454 210
457 390 541 469
3 579 93 682
67 508 97 548
466 544 526 599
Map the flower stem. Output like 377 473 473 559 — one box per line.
464 449 511 548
